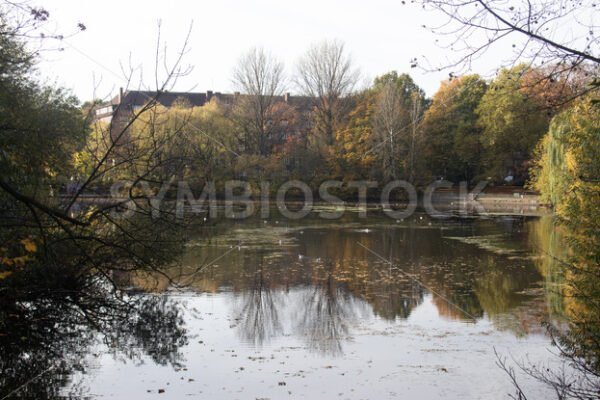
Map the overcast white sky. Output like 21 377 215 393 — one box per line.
36 0 512 102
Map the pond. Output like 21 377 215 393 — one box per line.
5 209 568 399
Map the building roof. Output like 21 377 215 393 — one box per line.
99 89 315 116
109 90 210 108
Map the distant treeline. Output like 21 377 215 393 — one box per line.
80 55 592 198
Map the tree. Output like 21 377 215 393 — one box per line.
520 65 589 112
421 0 600 78
370 72 429 182
330 91 377 182
0 5 195 396
372 82 406 180
0 1 196 317
184 99 237 185
476 64 550 183
407 91 424 183
296 40 360 151
231 47 286 155
0 9 89 250
373 71 427 106
422 74 488 182
512 90 600 400
529 112 571 206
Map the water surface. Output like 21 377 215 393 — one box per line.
60 210 565 399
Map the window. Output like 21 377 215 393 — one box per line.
95 106 113 115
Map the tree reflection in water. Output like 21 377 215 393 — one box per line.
368 226 425 320
188 215 569 356
0 266 187 399
297 263 357 356
235 257 283 347
0 213 572 397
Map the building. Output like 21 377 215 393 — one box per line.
94 89 232 126
94 89 312 126
94 89 315 163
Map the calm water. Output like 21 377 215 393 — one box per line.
56 210 565 398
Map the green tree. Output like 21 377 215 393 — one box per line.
422 74 487 182
528 91 600 396
371 71 429 182
0 12 87 192
476 65 549 183
0 3 194 284
529 111 571 206
373 71 427 107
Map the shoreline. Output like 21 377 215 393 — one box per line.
57 194 552 217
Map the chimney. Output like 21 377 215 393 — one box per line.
119 87 124 103
284 92 290 103
207 90 213 101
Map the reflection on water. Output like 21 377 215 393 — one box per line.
0 211 570 398
234 262 283 347
296 268 357 356
178 212 563 343
0 275 188 399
